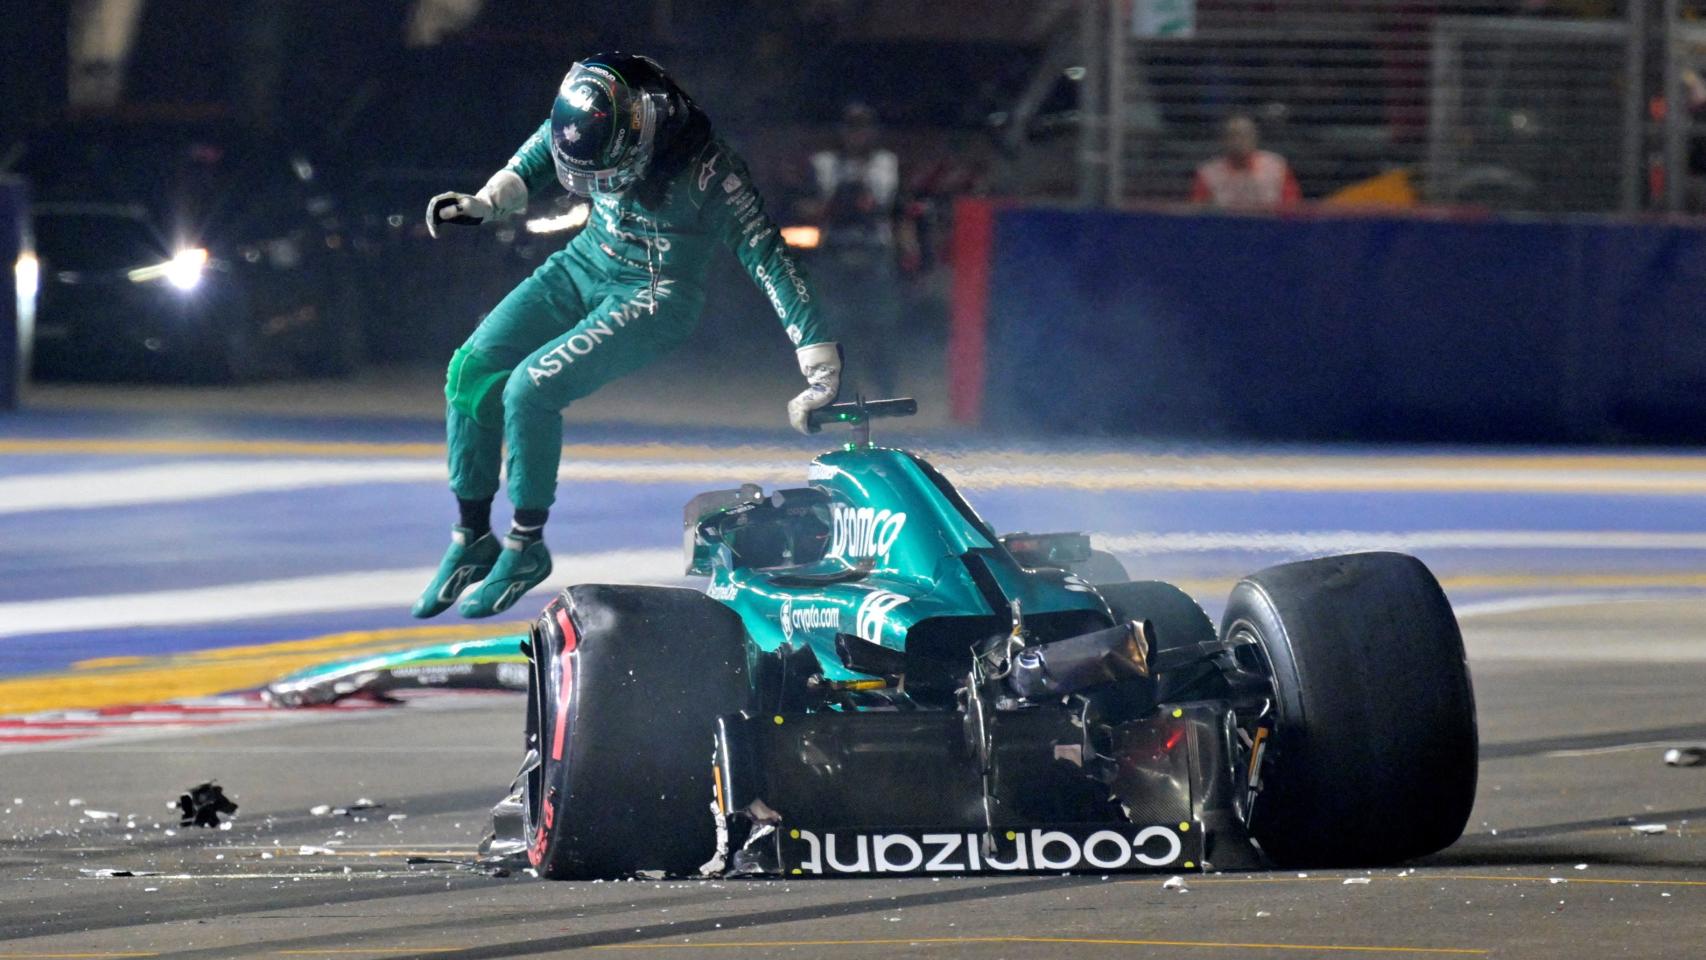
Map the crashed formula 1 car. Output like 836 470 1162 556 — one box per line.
493 399 1478 879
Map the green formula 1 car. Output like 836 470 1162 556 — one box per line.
492 399 1478 880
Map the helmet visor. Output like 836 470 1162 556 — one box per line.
550 62 663 196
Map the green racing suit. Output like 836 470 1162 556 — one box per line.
445 123 827 511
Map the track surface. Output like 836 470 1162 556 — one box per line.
4 406 1706 957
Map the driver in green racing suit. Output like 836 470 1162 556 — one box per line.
413 53 841 619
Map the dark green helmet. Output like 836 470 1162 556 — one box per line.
550 54 676 196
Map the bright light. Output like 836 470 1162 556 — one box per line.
164 248 208 291
129 247 208 291
14 251 39 304
525 204 590 235
781 225 821 249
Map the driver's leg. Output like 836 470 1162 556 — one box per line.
457 275 701 618
414 252 589 618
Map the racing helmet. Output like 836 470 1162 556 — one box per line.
550 54 676 195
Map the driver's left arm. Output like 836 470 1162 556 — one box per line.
693 141 831 350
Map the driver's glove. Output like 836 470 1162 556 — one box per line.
787 342 842 435
426 170 529 238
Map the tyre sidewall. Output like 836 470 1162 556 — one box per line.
524 585 751 879
1223 552 1477 867
525 595 579 875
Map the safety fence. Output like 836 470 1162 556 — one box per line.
949 198 1706 442
1074 0 1706 215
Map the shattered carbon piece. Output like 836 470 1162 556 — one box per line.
406 855 515 878
177 782 238 828
480 790 527 860
311 799 384 817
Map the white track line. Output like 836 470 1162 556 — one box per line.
0 460 805 514
1541 741 1699 758
1093 530 1706 554
0 548 684 639
7 530 1705 639
1452 592 1696 619
18 456 1706 514
0 461 446 513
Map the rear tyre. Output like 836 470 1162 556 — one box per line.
523 584 751 879
1223 552 1477 867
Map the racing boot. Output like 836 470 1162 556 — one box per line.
412 527 502 618
458 535 553 618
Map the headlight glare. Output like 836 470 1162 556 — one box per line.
524 204 590 235
129 247 209 291
13 252 39 303
164 248 208 291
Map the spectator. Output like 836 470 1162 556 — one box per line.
800 103 919 397
1190 114 1302 211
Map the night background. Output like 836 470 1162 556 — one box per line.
3 4 1706 958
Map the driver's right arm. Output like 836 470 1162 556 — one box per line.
501 118 558 195
426 120 555 237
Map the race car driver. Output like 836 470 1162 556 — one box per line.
414 53 840 619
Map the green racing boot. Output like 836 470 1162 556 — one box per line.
412 527 502 618
458 536 553 619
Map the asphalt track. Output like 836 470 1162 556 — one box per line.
4 405 1706 958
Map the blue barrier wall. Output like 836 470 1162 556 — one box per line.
981 206 1706 442
0 178 25 411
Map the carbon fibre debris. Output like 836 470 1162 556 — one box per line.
177 782 238 828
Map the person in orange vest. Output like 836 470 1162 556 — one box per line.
1190 114 1302 211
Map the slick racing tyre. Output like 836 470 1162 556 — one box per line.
523 584 751 879
1221 552 1478 867
1097 580 1219 701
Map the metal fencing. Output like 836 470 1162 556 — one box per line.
1077 0 1704 215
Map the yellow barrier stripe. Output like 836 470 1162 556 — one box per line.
108 623 526 666
591 936 1486 955
0 622 526 715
